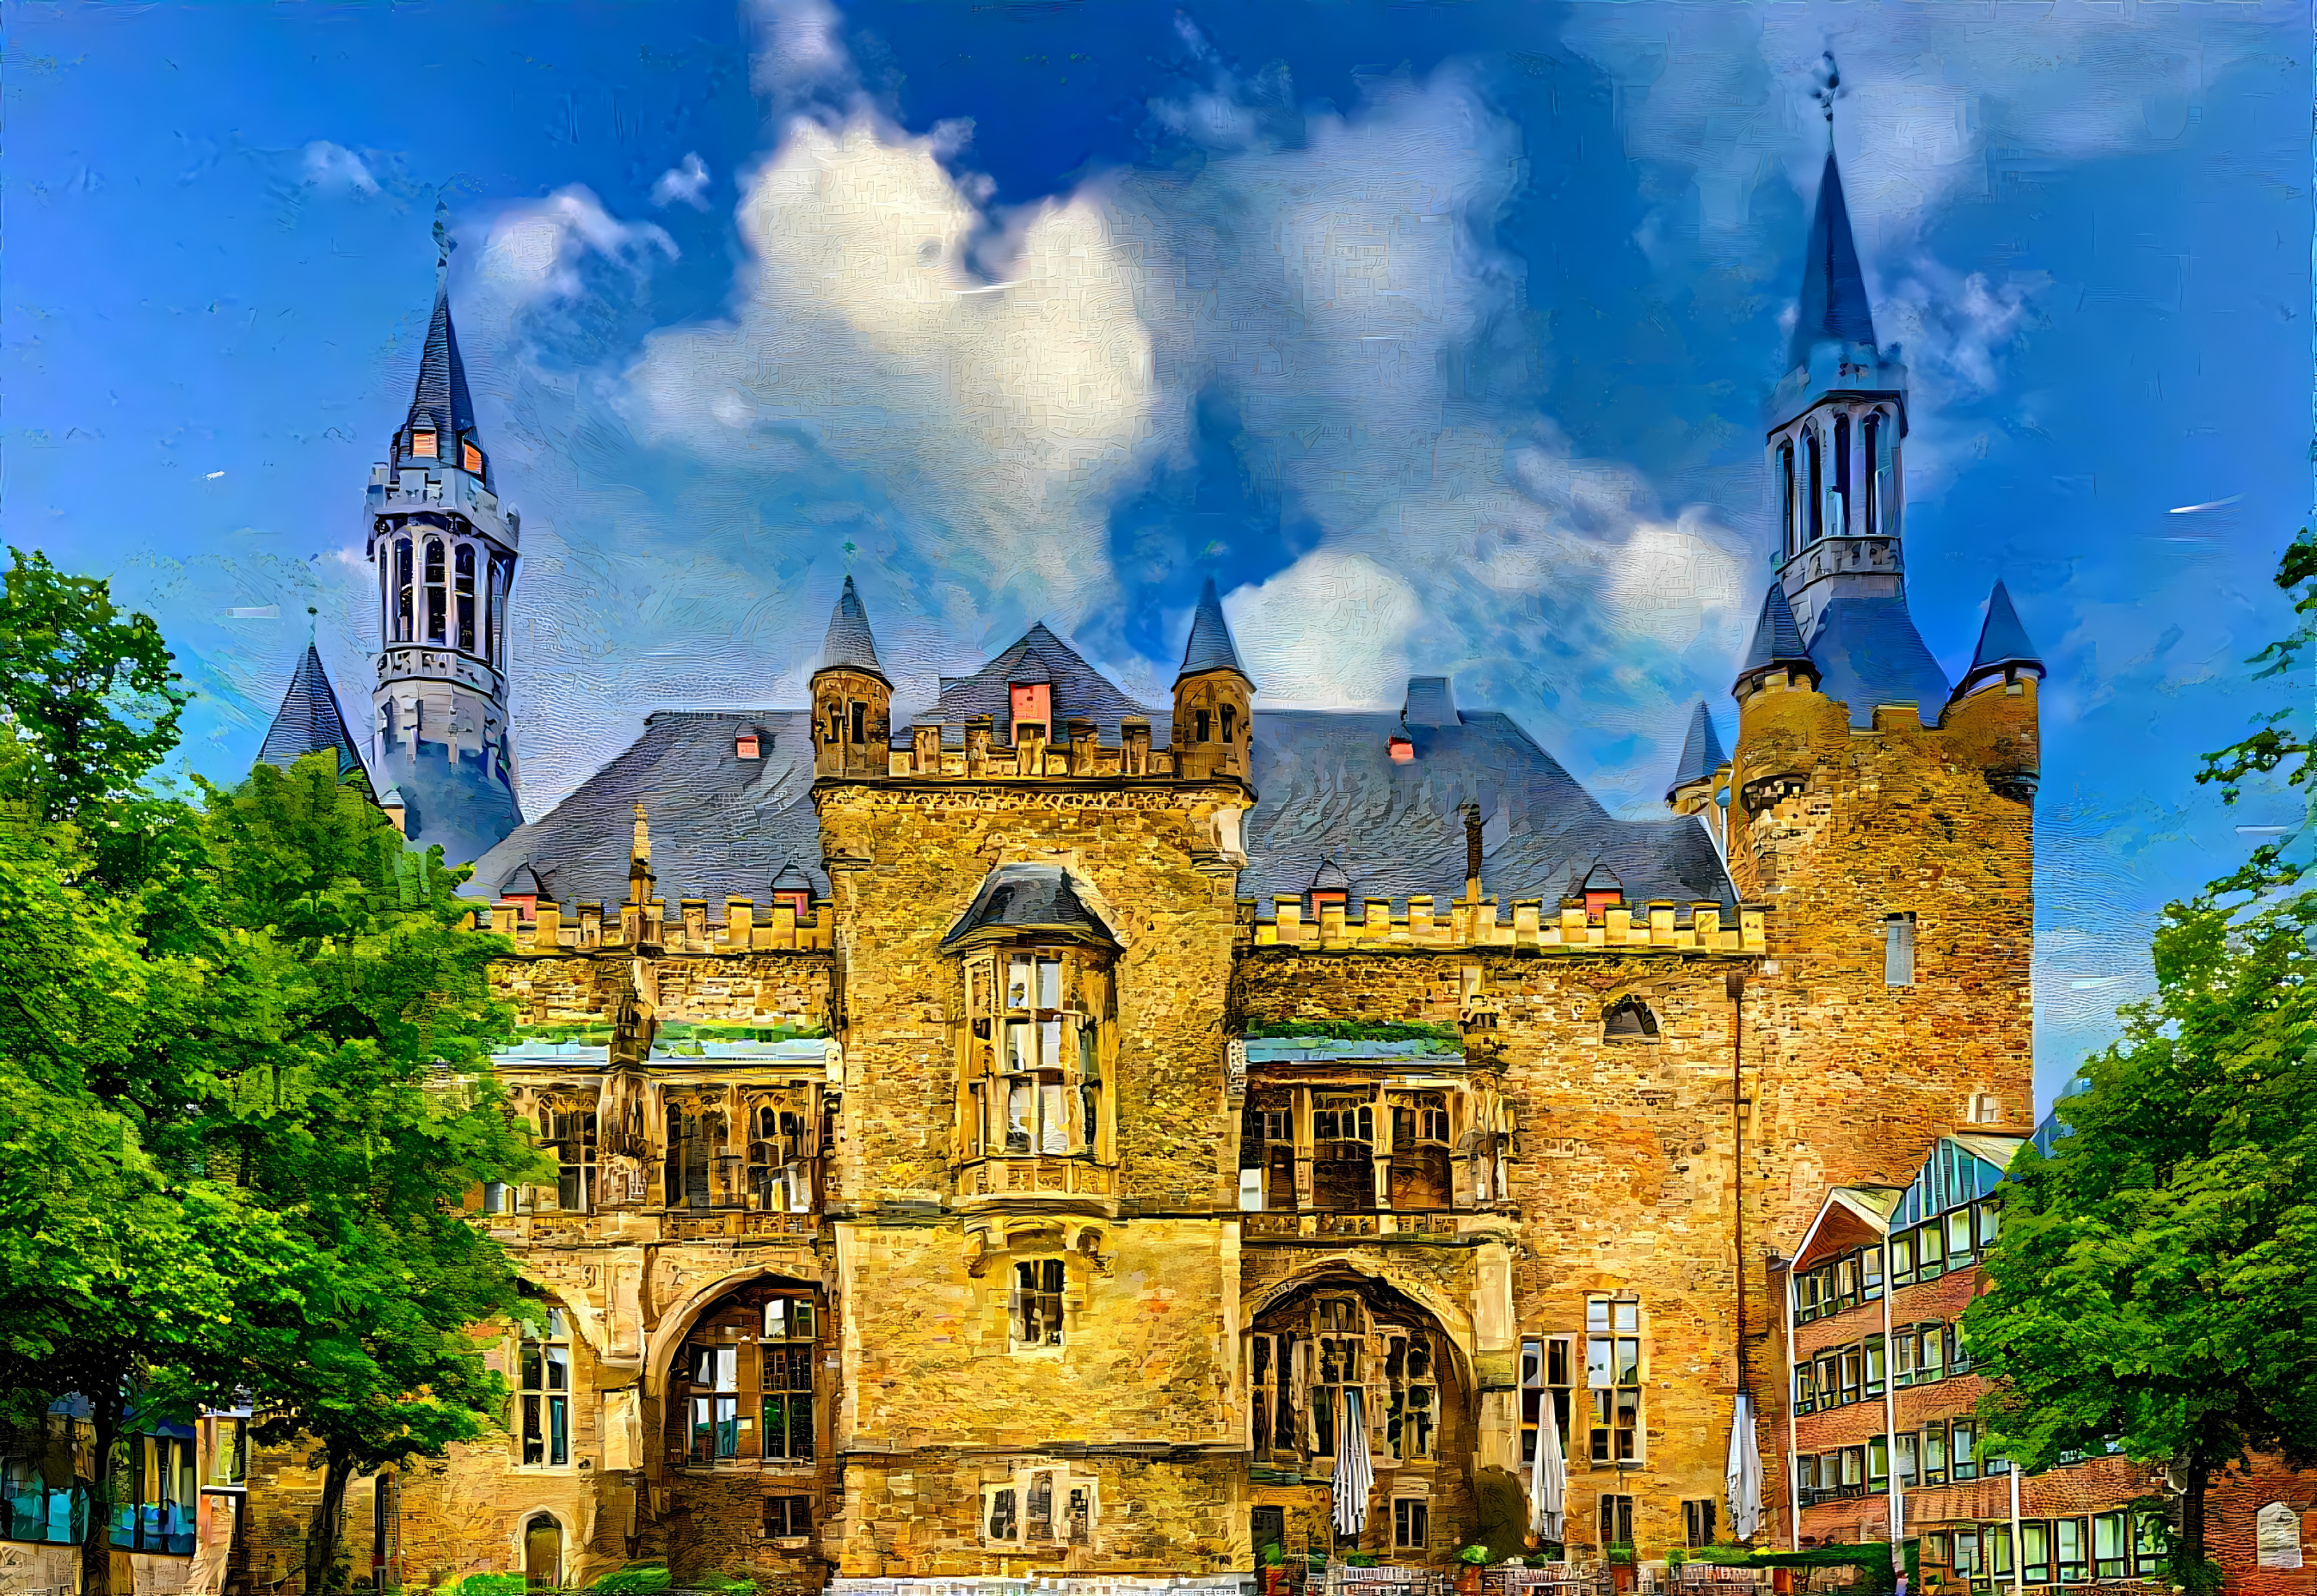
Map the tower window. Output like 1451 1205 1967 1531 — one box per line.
849 701 865 746
1804 427 1823 543
463 440 482 474
1220 703 1237 743
395 538 415 642
1833 412 1853 534
1779 439 1798 558
454 544 476 654
486 557 506 666
1862 410 1884 537
411 429 437 458
1195 708 1211 742
423 539 446 644
1884 912 1917 986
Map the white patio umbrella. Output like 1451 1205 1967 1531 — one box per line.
1334 1389 1375 1539
1529 1401 1567 1544
1725 1392 1764 1542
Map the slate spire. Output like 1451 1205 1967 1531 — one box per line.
1789 148 1878 371
818 575 886 681
1664 699 1729 802
257 642 369 786
1733 580 1815 693
1178 576 1248 681
1954 580 2046 697
409 215 479 446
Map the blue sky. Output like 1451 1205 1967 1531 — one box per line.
7 0 2308 1106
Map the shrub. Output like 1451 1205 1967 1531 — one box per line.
590 1565 673 1596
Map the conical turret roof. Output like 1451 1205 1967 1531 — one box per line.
1790 150 1878 371
818 575 885 681
1957 580 2044 694
1178 576 1249 680
1664 699 1729 801
1734 580 1813 690
257 643 369 785
409 273 479 445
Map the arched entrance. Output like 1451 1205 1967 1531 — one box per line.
1245 1271 1474 1563
523 1513 562 1589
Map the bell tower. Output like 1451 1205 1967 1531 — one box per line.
363 208 524 865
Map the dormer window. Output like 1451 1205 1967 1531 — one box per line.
411 429 438 458
1389 734 1415 764
736 734 760 760
1308 856 1350 918
463 440 483 474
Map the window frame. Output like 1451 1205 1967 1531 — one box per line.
1393 1497 1429 1552
517 1306 573 1469
962 947 1112 1163
1584 1296 1643 1466
1011 1257 1066 1351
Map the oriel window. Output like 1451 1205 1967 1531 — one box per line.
519 1308 571 1467
962 948 1109 1160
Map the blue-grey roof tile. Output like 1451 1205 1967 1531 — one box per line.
1665 699 1728 800
940 862 1119 953
1808 596 1952 729
923 623 1169 748
409 277 478 445
1178 577 1248 680
1403 676 1459 727
820 575 885 679
1736 581 1811 684
257 643 368 785
1790 150 1878 370
1961 580 2044 687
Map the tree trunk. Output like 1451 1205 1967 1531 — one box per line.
80 1380 126 1596
303 1446 355 1596
2182 1464 2213 1596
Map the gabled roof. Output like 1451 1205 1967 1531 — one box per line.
1789 1184 1906 1272
1178 576 1248 681
500 861 547 898
1665 699 1728 800
939 862 1120 954
1807 596 1952 729
926 623 1163 747
1956 580 2044 695
819 575 885 681
1311 856 1350 893
257 643 369 786
1734 580 1812 689
409 275 479 444
1789 150 1878 370
464 709 820 905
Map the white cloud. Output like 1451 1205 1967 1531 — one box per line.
300 140 378 195
476 187 678 304
749 0 854 110
651 152 710 210
1228 549 1418 709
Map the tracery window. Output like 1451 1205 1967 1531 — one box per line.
455 543 477 654
1249 1290 1452 1470
960 947 1110 1161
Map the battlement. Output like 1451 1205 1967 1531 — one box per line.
366 461 515 544
480 895 837 955
1245 894 1765 955
872 717 1235 782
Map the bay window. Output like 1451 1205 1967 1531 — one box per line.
962 948 1111 1161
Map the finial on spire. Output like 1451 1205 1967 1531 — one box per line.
433 196 452 277
307 605 318 642
1812 51 1841 133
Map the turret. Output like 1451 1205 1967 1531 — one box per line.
1665 698 1730 850
1171 577 1253 782
362 215 524 866
258 641 371 795
812 576 890 778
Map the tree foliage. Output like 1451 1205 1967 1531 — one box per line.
1971 531 2317 1596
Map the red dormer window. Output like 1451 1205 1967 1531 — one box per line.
463 440 483 474
1309 890 1348 916
1583 889 1619 920
1388 735 1414 764
736 734 761 760
1011 682 1051 742
773 888 811 919
505 893 538 924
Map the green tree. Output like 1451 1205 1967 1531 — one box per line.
202 754 540 1594
1969 532 2317 1596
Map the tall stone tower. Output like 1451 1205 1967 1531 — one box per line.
362 248 525 865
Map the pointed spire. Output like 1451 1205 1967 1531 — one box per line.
1665 699 1730 801
1955 580 2045 697
257 642 369 785
1178 576 1248 680
409 272 479 447
1734 580 1815 693
818 574 886 681
1789 147 1878 371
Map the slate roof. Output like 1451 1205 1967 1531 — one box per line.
1958 580 2044 691
1178 577 1248 680
1807 597 1951 729
820 576 885 679
1241 705 1735 914
409 276 479 444
1665 699 1729 800
940 862 1120 954
1790 150 1878 370
464 710 820 905
924 623 1170 748
256 643 369 785
1735 581 1812 687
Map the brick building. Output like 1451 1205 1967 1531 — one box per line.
1771 1127 2316 1595
220 145 2072 1596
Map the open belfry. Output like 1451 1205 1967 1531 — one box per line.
247 132 2042 1596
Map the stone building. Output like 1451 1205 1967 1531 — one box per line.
233 147 2056 1596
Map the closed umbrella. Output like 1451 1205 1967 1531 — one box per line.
1529 1401 1566 1544
1725 1392 1764 1542
1333 1389 1374 1539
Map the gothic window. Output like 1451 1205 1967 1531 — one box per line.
1779 439 1798 557
1584 1295 1642 1464
1384 1331 1436 1460
849 701 865 746
540 1101 597 1212
1804 427 1823 543
1312 1093 1375 1211
423 538 447 644
1195 707 1212 742
960 948 1110 1161
486 557 506 666
664 1102 723 1209
747 1096 818 1214
1862 410 1884 537
667 1282 821 1470
518 1305 570 1467
1220 703 1238 743
1603 998 1658 1043
454 544 477 654
1250 1329 1295 1459
1012 1258 1065 1347
1388 1090 1452 1209
1833 412 1853 532
395 538 415 642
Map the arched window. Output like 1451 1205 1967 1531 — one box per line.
1220 703 1238 744
454 544 476 654
377 551 390 646
1778 439 1798 558
1832 413 1852 536
394 538 415 641
1603 998 1659 1044
523 1514 560 1588
423 539 446 644
670 1279 822 1468
1804 428 1823 543
1862 410 1884 537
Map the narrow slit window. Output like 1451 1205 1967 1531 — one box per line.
1884 912 1917 986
